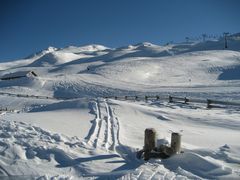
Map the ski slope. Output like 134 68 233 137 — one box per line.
0 36 240 179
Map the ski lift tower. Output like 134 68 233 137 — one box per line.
202 34 207 42
223 32 229 49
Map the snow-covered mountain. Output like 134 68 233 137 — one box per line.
0 38 239 99
0 37 240 179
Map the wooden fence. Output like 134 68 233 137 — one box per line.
104 95 240 109
0 91 240 109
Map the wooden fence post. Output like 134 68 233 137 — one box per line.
145 96 148 101
207 99 212 108
144 128 156 160
170 133 181 154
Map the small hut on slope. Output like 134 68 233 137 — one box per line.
0 71 37 80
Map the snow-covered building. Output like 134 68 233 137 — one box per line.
0 71 37 80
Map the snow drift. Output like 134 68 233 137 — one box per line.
0 36 240 179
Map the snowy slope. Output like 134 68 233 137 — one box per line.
0 37 240 179
58 44 109 54
19 50 240 99
29 51 83 67
1 98 240 179
2 48 240 99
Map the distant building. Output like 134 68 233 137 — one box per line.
0 71 37 80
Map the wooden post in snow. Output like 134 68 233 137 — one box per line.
170 133 181 154
207 99 212 109
144 128 156 160
169 96 173 103
145 96 148 101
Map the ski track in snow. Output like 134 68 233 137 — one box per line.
84 99 201 179
0 99 240 179
1 40 240 179
85 99 120 152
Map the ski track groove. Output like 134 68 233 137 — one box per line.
136 169 144 179
149 170 158 180
85 99 181 179
93 100 102 148
0 165 10 176
85 101 101 148
108 104 120 150
104 101 112 150
86 99 121 152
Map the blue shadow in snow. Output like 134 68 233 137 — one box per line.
218 65 240 80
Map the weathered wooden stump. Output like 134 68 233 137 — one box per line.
144 128 156 160
170 132 181 154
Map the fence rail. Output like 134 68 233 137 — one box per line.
0 91 240 109
105 95 240 109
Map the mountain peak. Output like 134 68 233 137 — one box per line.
59 44 110 54
46 46 58 52
133 42 156 47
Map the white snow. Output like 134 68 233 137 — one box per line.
0 37 240 179
59 44 109 53
29 51 83 67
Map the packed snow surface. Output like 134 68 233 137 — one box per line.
0 37 240 179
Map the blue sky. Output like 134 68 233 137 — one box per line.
0 0 240 61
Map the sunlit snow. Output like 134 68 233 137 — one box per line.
0 36 240 179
